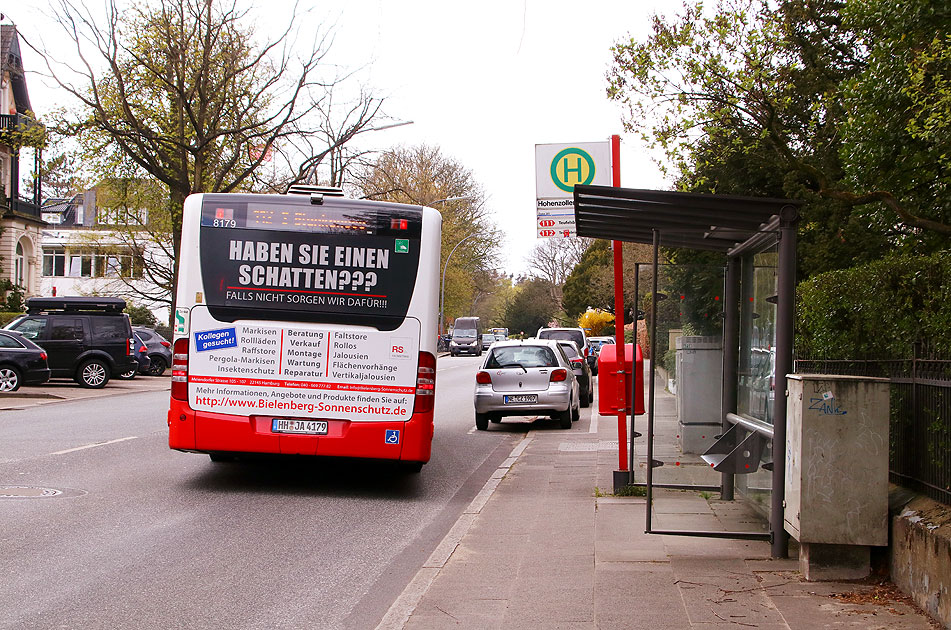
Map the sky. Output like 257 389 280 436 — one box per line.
6 0 685 275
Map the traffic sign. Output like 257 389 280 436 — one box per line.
535 141 611 238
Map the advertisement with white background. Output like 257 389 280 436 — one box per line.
187 307 419 422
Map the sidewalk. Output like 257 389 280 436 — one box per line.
381 375 937 629
0 375 169 410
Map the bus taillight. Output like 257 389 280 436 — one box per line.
413 351 436 413
171 338 190 401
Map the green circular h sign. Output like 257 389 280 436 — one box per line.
550 148 596 193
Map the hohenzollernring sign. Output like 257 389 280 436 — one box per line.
534 141 612 238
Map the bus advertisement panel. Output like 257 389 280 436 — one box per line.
168 191 441 471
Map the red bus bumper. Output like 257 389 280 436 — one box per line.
168 398 434 463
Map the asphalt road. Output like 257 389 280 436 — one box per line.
0 356 543 630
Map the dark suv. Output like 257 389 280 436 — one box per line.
5 297 138 388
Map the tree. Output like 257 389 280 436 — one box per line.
562 240 612 319
525 237 591 305
76 174 175 316
578 309 614 336
35 151 85 200
354 144 502 329
607 0 951 256
561 240 654 320
39 0 385 324
125 303 158 327
469 270 515 328
503 278 559 337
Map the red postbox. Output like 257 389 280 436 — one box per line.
597 343 645 416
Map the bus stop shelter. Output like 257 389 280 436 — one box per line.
572 184 802 558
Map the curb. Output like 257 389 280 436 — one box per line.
374 436 533 630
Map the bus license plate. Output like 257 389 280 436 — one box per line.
504 394 537 404
271 419 329 435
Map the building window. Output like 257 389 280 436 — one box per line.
68 253 95 277
14 242 24 286
43 249 66 277
98 206 147 226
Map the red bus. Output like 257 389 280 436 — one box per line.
167 188 442 471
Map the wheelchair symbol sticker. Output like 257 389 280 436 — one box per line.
385 430 400 444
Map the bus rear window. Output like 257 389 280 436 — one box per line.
198 196 422 330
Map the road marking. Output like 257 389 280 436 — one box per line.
375 436 533 630
50 436 138 456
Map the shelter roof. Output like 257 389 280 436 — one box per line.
572 185 802 254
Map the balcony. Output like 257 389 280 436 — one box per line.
1 196 43 222
0 112 44 140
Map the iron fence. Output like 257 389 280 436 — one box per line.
796 349 951 505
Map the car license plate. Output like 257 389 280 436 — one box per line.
504 394 538 404
271 419 328 435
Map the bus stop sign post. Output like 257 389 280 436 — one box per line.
610 134 629 492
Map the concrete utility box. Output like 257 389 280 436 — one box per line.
784 374 890 580
675 336 722 453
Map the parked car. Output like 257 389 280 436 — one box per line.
0 330 50 391
118 331 151 379
480 333 496 351
473 339 579 431
133 326 172 375
537 326 595 373
556 339 593 407
587 336 617 375
5 296 138 389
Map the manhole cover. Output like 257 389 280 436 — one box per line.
0 486 64 498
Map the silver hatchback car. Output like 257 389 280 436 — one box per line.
473 339 580 430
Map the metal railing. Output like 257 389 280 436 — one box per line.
3 197 42 221
796 350 951 505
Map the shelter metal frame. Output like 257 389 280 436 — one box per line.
573 185 802 558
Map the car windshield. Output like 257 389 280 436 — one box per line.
486 346 557 369
453 329 477 337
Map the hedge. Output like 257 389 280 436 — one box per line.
796 251 951 358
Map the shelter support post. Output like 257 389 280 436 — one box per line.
770 206 799 558
720 258 740 500
645 229 659 531
629 263 640 480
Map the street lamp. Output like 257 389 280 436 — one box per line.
439 232 479 335
432 196 479 335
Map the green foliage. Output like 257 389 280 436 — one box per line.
355 144 501 329
503 278 559 337
662 250 725 337
608 0 951 255
0 281 25 313
562 240 612 319
124 304 158 327
660 347 678 379
796 250 951 357
0 111 46 151
838 0 951 247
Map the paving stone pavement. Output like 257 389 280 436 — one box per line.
379 374 938 629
